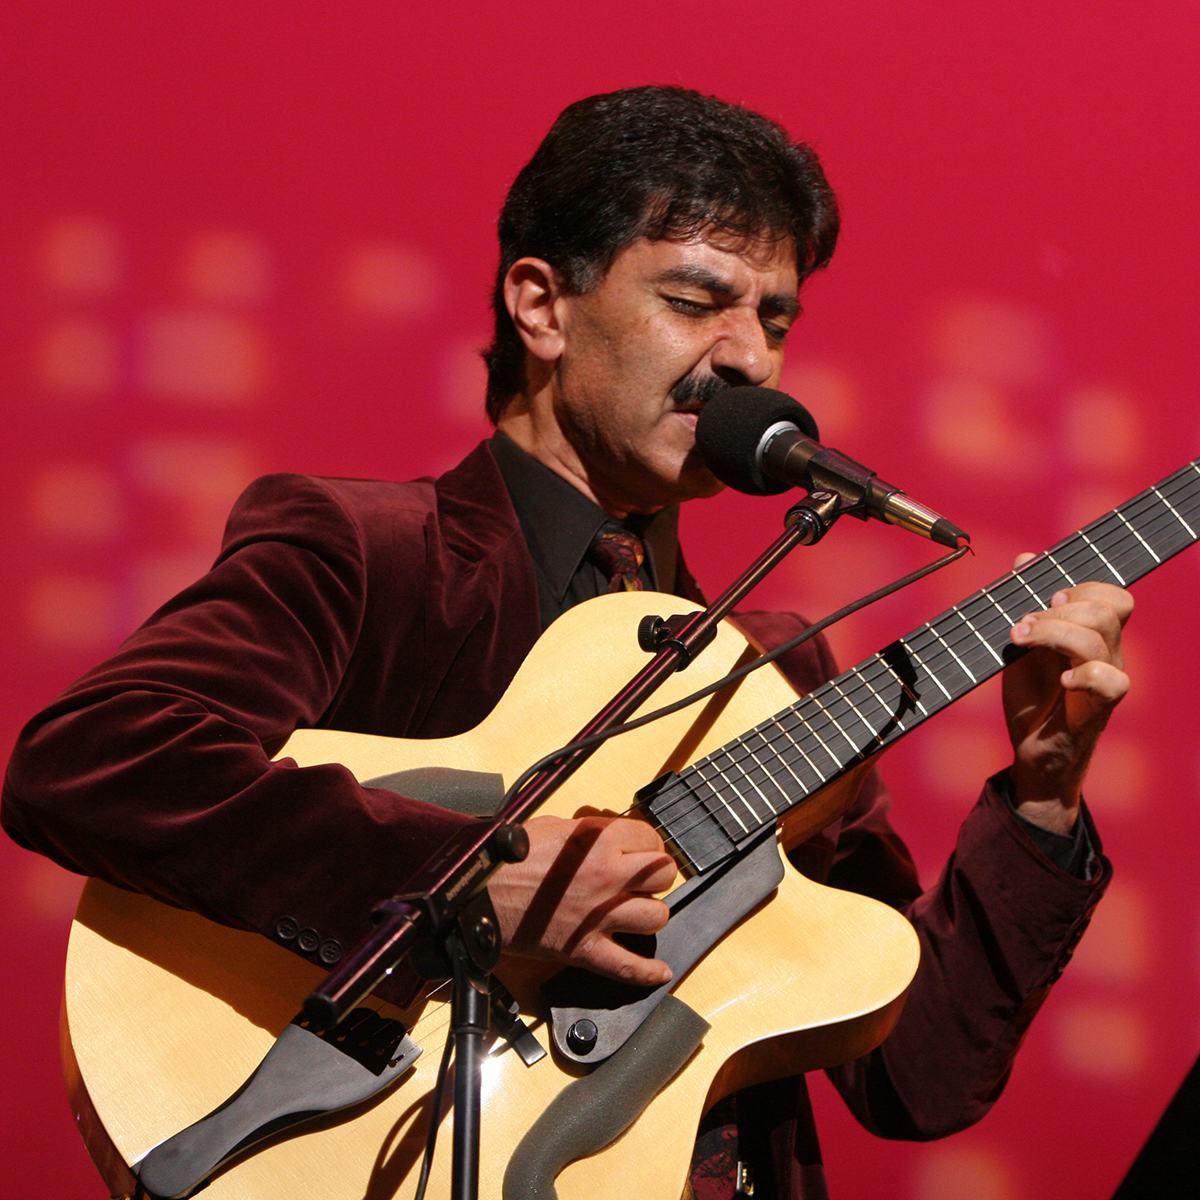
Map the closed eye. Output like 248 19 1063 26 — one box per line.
665 296 714 314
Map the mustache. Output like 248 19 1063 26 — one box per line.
668 373 731 407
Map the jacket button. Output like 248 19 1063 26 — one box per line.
297 927 321 953
318 940 344 966
276 917 299 941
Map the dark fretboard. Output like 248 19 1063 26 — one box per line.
644 461 1200 874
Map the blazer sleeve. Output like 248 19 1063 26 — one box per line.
2 473 475 1003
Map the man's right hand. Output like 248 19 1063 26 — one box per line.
488 814 678 987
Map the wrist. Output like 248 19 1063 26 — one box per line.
1012 794 1081 836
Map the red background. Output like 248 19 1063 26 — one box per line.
3 3 1200 1197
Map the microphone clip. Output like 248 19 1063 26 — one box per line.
784 487 862 546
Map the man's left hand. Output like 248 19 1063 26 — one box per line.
1004 558 1134 835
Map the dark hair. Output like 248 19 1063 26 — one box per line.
483 85 840 423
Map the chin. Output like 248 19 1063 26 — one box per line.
673 461 725 503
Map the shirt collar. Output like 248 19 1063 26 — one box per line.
489 430 679 601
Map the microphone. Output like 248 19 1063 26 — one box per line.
694 386 970 548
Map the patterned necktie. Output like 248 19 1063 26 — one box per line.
589 521 646 592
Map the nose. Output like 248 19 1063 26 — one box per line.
709 309 776 389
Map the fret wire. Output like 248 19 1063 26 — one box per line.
879 654 931 717
681 777 753 844
1132 492 1190 540
1029 553 1073 591
665 809 740 855
1080 510 1143 568
826 676 884 741
1076 530 1126 585
1021 556 1072 600
1116 500 1192 562
773 719 830 784
1105 502 1173 557
659 805 736 854
754 723 816 797
683 640 934 830
741 740 788 817
858 654 916 707
856 661 911 732
752 715 835 790
725 728 793 810
898 637 954 702
667 734 806 849
722 717 812 789
723 748 780 823
1008 570 1045 609
1127 481 1183 520
993 570 1045 613
938 620 994 685
679 762 748 836
685 766 747 837
1163 466 1200 521
930 604 1003 671
753 683 881 796
1114 510 1161 563
954 595 1013 650
730 733 803 813
811 695 866 757
701 754 771 830
1061 532 1127 583
1182 471 1200 519
1107 532 1155 579
794 703 845 770
670 737 798 845
787 660 895 743
715 700 830 792
1044 550 1076 586
949 602 1005 666
664 462 1200 864
979 581 1023 628
856 658 913 716
904 624 962 687
829 671 910 753
1171 467 1200 524
926 622 978 684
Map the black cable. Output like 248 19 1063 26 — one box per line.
412 1007 456 1200
496 543 969 819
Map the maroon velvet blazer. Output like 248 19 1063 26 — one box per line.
3 441 1110 1195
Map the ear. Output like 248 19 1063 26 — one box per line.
503 257 567 364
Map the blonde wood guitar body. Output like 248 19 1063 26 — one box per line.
63 591 920 1200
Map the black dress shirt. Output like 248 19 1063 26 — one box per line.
490 431 682 628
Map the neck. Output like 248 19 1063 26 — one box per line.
496 402 657 521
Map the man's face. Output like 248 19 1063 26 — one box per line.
548 232 800 515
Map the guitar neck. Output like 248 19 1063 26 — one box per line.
645 461 1200 874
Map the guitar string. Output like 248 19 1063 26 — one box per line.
658 523 1187 864
523 464 1198 865
649 469 1200 862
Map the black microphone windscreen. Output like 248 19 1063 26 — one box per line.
694 387 820 496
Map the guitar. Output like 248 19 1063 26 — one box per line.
62 461 1200 1200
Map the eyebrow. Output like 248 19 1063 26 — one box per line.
652 264 801 320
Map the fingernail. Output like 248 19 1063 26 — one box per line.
1061 669 1074 686
1013 622 1031 638
1051 591 1069 607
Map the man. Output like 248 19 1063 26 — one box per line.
3 87 1129 1198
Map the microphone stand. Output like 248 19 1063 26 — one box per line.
303 486 857 1200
